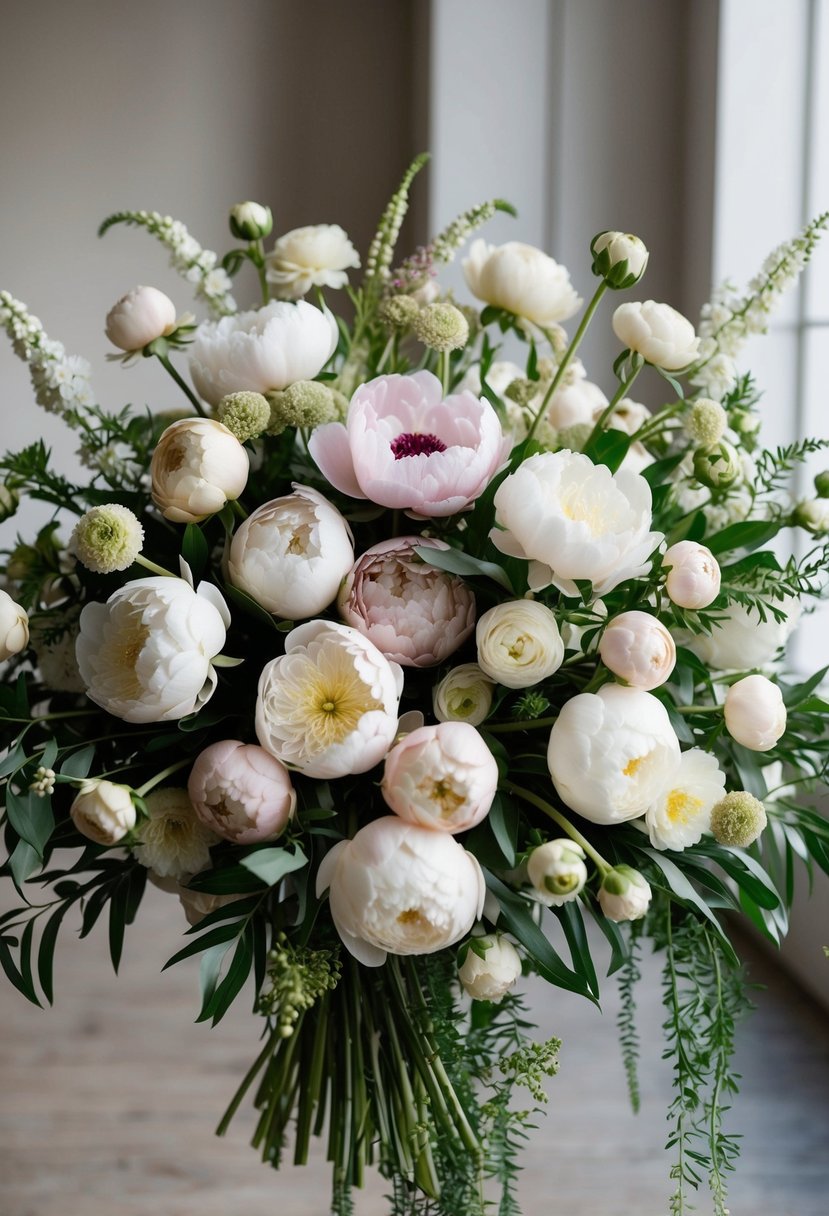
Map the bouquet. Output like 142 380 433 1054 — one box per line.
1 155 828 1215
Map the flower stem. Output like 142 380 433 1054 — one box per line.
253 240 270 304
155 352 207 416
485 714 559 734
504 780 611 875
585 359 644 449
440 348 450 397
675 704 723 716
135 758 191 797
134 553 178 578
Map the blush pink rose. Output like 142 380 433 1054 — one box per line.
381 721 499 834
337 536 475 667
187 740 296 844
308 370 507 517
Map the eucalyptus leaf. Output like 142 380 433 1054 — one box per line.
413 545 514 593
240 843 307 886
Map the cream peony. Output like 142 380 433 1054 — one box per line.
76 576 230 723
228 485 354 620
381 722 498 834
645 748 726 851
134 787 218 880
70 780 136 846
462 239 582 327
266 224 360 299
0 590 29 660
187 740 296 844
432 663 495 727
189 300 338 407
151 418 249 523
724 674 787 752
458 935 522 1002
491 450 662 597
255 620 403 779
316 816 485 966
547 684 681 823
599 610 676 691
105 285 176 352
476 599 564 688
688 599 800 671
612 300 699 371
662 540 721 610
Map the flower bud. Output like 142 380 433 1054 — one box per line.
378 294 420 331
70 779 136 846
794 498 829 535
105 285 177 352
188 740 295 844
458 935 522 1002
724 673 786 752
381 722 498 834
476 600 564 689
0 590 29 660
216 391 271 442
412 302 470 352
590 230 649 289
599 610 676 691
527 839 587 906
692 440 741 489
598 865 652 922
612 300 699 371
71 504 144 574
813 470 829 498
686 398 727 447
662 540 721 609
151 417 249 523
229 201 273 241
710 790 767 847
267 379 342 435
0 484 19 522
432 663 495 727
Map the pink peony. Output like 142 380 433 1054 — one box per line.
381 722 498 834
308 371 506 517
338 536 475 667
187 740 296 844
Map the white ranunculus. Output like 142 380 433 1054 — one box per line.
547 684 681 823
316 816 485 966
105 285 177 352
612 300 699 371
462 239 582 327
228 485 354 619
381 722 499 834
794 498 829 535
476 599 564 689
688 599 800 671
599 610 676 691
0 589 29 660
458 935 522 1002
266 224 360 299
432 663 495 727
70 780 136 846
189 300 338 407
256 620 403 779
598 866 652 922
662 540 721 609
527 839 587 906
491 450 662 597
134 787 218 880
590 231 649 288
76 576 230 723
151 418 249 523
724 674 787 752
645 748 726 851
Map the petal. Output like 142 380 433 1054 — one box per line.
309 423 366 499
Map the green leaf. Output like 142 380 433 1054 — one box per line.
0 935 39 1005
585 899 629 975
182 523 209 581
584 428 630 472
642 850 737 962
781 665 829 709
222 582 283 630
9 838 40 887
59 744 96 780
486 793 518 866
413 545 514 593
38 900 74 1005
163 918 245 969
240 843 307 886
557 901 599 998
641 452 685 486
0 741 29 779
6 788 54 857
706 520 783 556
185 864 266 895
197 927 254 1025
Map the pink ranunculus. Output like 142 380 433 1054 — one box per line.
187 740 296 844
308 371 507 517
381 721 499 834
338 536 475 667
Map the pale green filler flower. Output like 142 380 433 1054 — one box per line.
412 302 469 352
267 380 341 435
71 504 144 574
217 391 271 441
555 422 594 452
258 932 342 1038
504 378 540 408
377 294 420 331
687 398 727 447
710 791 768 847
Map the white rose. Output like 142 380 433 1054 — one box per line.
381 722 499 834
134 787 218 880
645 748 726 851
662 541 721 609
547 684 681 823
105 285 177 352
189 300 338 407
316 816 485 966
266 224 360 299
527 839 587 906
724 674 787 752
150 418 249 523
491 450 662 597
612 300 700 371
599 610 676 691
598 866 652 922
76 576 230 723
590 231 649 288
458 935 522 1002
70 780 136 846
229 485 354 619
476 599 564 689
688 599 800 671
0 589 29 660
432 663 495 727
255 620 402 778
462 239 582 327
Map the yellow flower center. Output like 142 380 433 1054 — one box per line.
418 776 466 819
666 789 704 824
623 754 646 778
559 486 605 535
397 908 428 927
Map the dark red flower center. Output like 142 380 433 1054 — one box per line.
390 431 447 460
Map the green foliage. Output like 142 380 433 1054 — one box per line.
616 921 643 1113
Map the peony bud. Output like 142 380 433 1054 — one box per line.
105 285 177 352
476 600 564 689
70 779 136 846
0 484 19 522
813 470 829 498
599 610 676 691
458 935 522 1002
187 740 296 844
0 590 29 660
723 674 786 752
151 417 249 523
71 504 144 574
598 865 652 922
527 839 587 906
590 231 649 289
229 201 273 241
432 663 495 727
381 721 498 834
710 791 767 847
612 300 699 371
692 440 741 489
662 540 721 609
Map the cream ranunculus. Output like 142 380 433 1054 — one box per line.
462 239 582 327
228 485 354 620
688 599 800 671
458 935 522 1002
491 450 662 597
0 590 29 660
265 224 360 299
315 816 485 966
76 576 230 723
70 780 136 846
381 722 498 834
527 839 588 906
255 620 403 779
476 600 564 689
612 300 700 371
645 748 727 851
590 231 649 289
229 201 273 241
724 674 787 752
599 610 676 691
662 540 721 609
188 300 338 407
150 418 249 523
432 663 495 727
598 866 652 922
105 285 177 352
134 787 218 880
547 684 681 823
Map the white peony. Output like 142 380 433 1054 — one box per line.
105 285 177 352
645 748 726 851
458 935 522 1002
228 485 354 619
491 450 662 597
76 576 230 723
432 663 495 727
476 599 564 688
265 224 360 299
151 418 249 523
255 620 403 778
462 239 582 327
546 361 608 431
688 599 800 671
547 684 680 823
612 300 700 371
724 674 787 752
0 589 29 660
188 300 338 407
316 816 485 966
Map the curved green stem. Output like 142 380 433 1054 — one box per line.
485 714 559 734
675 704 723 716
134 553 178 578
135 758 191 796
504 780 612 875
585 360 643 448
156 353 206 416
253 240 270 304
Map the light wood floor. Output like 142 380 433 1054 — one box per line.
1 884 827 1216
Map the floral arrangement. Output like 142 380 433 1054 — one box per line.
1 157 829 1215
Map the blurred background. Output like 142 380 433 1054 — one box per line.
1 2 828 1213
